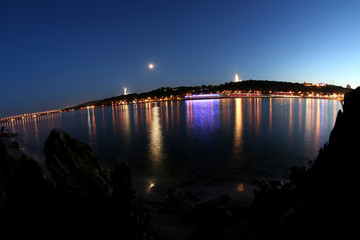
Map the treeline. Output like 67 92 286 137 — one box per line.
214 80 350 94
70 80 351 110
72 86 199 109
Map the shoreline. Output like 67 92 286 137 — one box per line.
0 95 343 124
1 132 253 239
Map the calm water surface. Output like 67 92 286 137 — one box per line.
4 98 341 201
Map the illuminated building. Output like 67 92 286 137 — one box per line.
234 73 242 83
184 94 221 99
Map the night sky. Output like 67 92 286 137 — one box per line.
1 0 359 118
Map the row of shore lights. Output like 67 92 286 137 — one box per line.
0 110 61 122
1 91 344 122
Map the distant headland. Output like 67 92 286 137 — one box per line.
71 80 351 109
0 80 351 123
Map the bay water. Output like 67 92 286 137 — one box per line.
4 98 341 202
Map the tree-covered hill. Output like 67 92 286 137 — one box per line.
69 80 351 110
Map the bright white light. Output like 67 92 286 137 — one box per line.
234 73 242 82
148 63 155 70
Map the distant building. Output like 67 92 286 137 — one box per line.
304 81 312 87
123 87 128 95
234 73 242 83
303 81 327 87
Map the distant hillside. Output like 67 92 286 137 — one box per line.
216 80 350 93
69 80 351 110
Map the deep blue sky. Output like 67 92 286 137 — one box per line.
1 0 359 117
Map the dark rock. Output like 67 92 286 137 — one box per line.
185 190 201 202
165 187 200 212
44 128 112 199
110 161 156 239
0 127 13 137
111 160 134 201
166 187 186 202
0 138 11 238
251 177 269 190
9 154 55 208
8 155 56 240
0 138 12 196
1 129 157 240
246 87 360 239
42 129 156 239
9 140 19 149
185 195 251 240
176 178 196 187
188 195 232 219
269 180 283 187
288 165 308 187
186 217 225 240
0 137 58 240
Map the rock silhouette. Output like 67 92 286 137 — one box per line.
0 129 156 240
247 87 360 239
44 129 113 199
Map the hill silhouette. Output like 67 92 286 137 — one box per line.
69 80 350 110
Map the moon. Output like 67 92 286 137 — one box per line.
148 63 155 70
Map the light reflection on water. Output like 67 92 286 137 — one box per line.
233 98 243 156
148 105 164 168
186 99 220 151
3 98 341 201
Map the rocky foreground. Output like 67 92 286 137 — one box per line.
0 129 156 240
1 87 359 240
246 87 360 239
